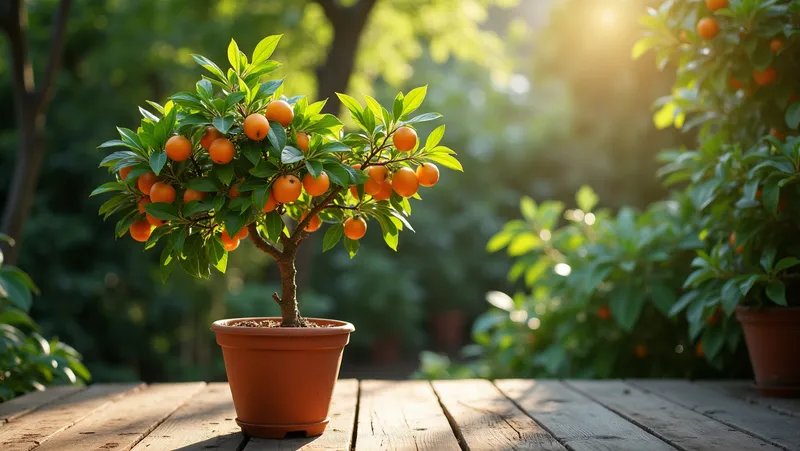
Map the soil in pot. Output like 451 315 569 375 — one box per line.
211 317 354 438
736 306 800 397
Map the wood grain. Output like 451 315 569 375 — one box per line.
355 380 459 451
568 380 782 451
433 379 565 451
699 380 800 417
0 386 84 423
632 379 800 451
33 382 205 451
0 384 141 451
131 383 243 451
245 379 359 451
496 379 672 451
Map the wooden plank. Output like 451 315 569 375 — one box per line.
495 379 672 451
567 380 783 451
699 380 800 417
0 384 142 451
0 386 85 423
131 383 243 451
245 379 359 451
34 382 205 451
433 379 565 451
632 380 800 451
355 380 460 451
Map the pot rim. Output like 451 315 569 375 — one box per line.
210 317 355 336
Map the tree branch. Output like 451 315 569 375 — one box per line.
35 0 72 115
291 188 342 242
313 0 340 22
248 222 283 260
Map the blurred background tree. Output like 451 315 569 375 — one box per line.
1 0 690 383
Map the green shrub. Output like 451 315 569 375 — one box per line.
0 235 89 401
637 0 800 365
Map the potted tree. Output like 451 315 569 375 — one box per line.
91 35 462 437
638 0 800 395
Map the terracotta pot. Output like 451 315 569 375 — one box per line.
431 309 466 350
211 317 354 438
736 306 800 397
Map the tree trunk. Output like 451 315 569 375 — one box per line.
277 254 302 327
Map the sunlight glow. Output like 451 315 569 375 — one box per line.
510 309 528 323
554 263 572 276
585 213 596 225
527 317 541 330
539 229 552 241
486 291 515 311
599 8 616 27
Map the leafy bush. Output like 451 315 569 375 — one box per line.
637 0 800 365
0 235 89 401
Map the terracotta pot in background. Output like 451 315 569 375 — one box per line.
736 306 800 397
211 317 355 438
370 335 401 365
431 309 466 351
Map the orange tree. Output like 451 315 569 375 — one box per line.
91 35 461 327
636 0 800 364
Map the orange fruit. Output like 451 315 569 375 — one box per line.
243 114 270 141
729 232 744 254
770 128 786 141
393 126 417 152
416 163 439 187
165 135 192 161
597 305 611 320
392 167 419 198
301 212 322 232
728 77 744 90
364 177 383 196
756 188 763 199
209 138 235 164
200 127 222 150
373 179 393 201
272 175 302 203
705 0 727 11
229 181 241 199
137 171 158 195
352 163 362 170
367 165 388 183
753 67 777 86
150 182 176 203
349 185 360 199
303 171 330 197
297 132 310 152
266 100 294 127
634 343 648 359
223 227 248 241
129 220 153 242
262 191 278 212
220 230 240 251
183 188 205 203
707 309 720 325
344 217 367 240
697 17 719 40
138 197 151 214
146 212 164 227
235 227 249 240
120 166 133 180
695 342 705 357
770 39 783 53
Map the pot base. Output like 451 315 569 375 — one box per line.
755 383 800 398
237 418 329 439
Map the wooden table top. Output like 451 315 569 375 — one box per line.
1 379 798 450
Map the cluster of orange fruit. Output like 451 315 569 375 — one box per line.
123 99 441 249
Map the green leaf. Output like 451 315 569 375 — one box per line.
316 141 351 154
267 121 286 151
762 181 781 214
221 211 247 238
425 125 445 150
225 92 246 112
183 200 213 217
631 36 656 59
0 271 34 310
90 182 125 197
206 236 228 273
392 93 404 120
344 237 360 258
144 203 179 220
721 279 743 315
192 54 226 82
760 246 777 272
213 116 235 135
576 185 599 212
196 79 213 100
250 161 278 177
265 211 284 242
242 143 262 165
227 39 241 73
305 160 323 178
363 95 385 124
786 102 800 130
702 326 725 361
520 197 536 222
228 196 252 212
173 227 187 253
149 151 167 176
336 93 363 120
610 284 646 332
650 283 676 316
187 178 220 192
213 195 226 213
402 112 442 125
322 223 344 252
402 86 427 117
775 257 800 273
739 274 761 296
281 146 304 164
766 280 787 306
257 79 283 100
425 153 463 172
669 291 697 317
214 164 235 186
252 35 282 65
0 307 37 329
251 184 270 210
